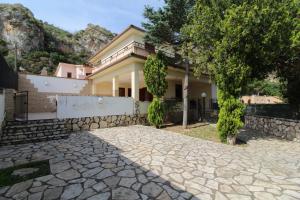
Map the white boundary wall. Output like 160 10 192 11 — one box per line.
26 75 88 94
57 96 135 119
0 92 5 126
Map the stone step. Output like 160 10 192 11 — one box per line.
1 128 68 137
3 123 67 133
0 134 70 146
4 121 66 129
6 118 64 126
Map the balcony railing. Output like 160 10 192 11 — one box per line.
93 42 176 72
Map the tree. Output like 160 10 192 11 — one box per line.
143 0 195 128
182 0 298 143
242 79 283 97
144 52 168 128
0 39 8 56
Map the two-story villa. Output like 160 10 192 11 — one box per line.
56 25 217 108
87 25 217 103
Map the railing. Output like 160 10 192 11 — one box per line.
94 42 176 70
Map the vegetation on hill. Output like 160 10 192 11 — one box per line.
0 3 114 74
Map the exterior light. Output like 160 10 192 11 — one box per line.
44 81 48 86
98 97 103 104
201 92 207 98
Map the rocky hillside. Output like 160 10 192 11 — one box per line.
0 3 115 74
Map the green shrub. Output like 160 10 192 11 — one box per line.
147 98 165 128
217 92 245 142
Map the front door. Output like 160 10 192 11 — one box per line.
119 88 125 97
15 91 28 121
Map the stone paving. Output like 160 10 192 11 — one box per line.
0 125 300 200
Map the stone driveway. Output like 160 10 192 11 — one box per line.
0 125 300 200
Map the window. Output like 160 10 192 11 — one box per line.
175 84 182 99
67 72 72 78
128 88 131 97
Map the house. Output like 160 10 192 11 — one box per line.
55 63 93 79
57 25 217 106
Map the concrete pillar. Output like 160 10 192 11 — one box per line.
92 80 96 95
211 82 217 100
112 76 119 97
131 65 139 100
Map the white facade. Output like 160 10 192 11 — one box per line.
26 75 88 94
56 96 135 119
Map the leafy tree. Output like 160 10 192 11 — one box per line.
144 52 168 128
242 79 283 97
143 0 195 128
147 97 165 128
144 52 168 97
182 0 298 143
0 39 8 56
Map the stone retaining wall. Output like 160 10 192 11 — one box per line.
245 115 300 141
66 114 148 131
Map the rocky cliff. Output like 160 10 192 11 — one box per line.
0 3 115 74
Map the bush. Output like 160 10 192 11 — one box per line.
147 98 165 128
217 93 245 143
144 52 168 98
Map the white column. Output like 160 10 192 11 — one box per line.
92 80 96 95
112 76 119 97
131 65 139 100
211 82 217 99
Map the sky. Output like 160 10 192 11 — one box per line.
0 0 164 34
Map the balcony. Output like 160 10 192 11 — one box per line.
92 42 176 73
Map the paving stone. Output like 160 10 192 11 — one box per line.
43 187 63 200
103 176 120 188
77 188 96 200
12 168 39 177
56 169 80 181
84 179 97 188
61 184 83 200
96 169 114 179
119 177 137 187
50 161 71 174
92 182 107 192
141 182 163 198
28 192 42 200
6 180 32 197
87 192 110 200
82 167 103 177
29 185 48 193
234 175 253 185
112 187 139 200
117 169 135 177
47 177 67 186
35 175 53 182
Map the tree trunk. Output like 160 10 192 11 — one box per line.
183 59 189 129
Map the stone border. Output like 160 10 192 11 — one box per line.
66 114 148 131
245 115 300 141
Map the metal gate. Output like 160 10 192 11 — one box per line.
15 91 28 121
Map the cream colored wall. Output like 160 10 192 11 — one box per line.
57 65 76 78
94 82 112 96
100 34 144 62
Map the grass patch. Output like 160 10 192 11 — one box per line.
0 160 50 186
163 122 221 143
